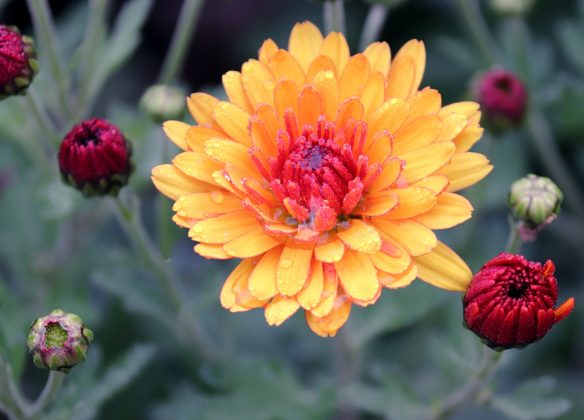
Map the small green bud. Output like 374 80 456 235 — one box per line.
140 84 186 123
508 174 562 241
490 0 534 15
27 309 93 374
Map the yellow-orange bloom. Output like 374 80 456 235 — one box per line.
152 22 493 337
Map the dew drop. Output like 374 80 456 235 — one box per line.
280 259 293 269
210 190 224 204
192 225 203 233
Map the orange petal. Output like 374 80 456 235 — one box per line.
386 56 415 99
315 237 345 263
400 141 456 183
383 186 437 220
356 190 398 216
297 259 324 309
412 174 449 194
248 246 283 300
173 191 242 219
187 93 219 125
162 121 190 151
274 79 300 119
288 21 323 71
438 152 493 192
313 70 339 121
258 38 278 64
414 241 472 291
311 264 338 317
454 126 484 153
298 85 323 128
232 264 268 309
366 98 409 145
204 138 258 179
439 101 480 118
415 192 473 229
306 295 351 337
393 39 426 95
405 88 442 123
364 130 392 163
276 244 314 296
194 243 233 260
337 219 381 254
436 113 468 142
188 210 259 244
380 261 418 289
363 41 391 78
335 249 380 304
372 219 437 256
220 259 255 310
250 104 280 157
222 71 253 114
268 49 305 86
320 32 350 75
185 126 225 154
223 227 281 258
336 98 365 134
392 115 442 156
265 296 300 326
338 54 370 101
212 102 252 147
306 55 337 82
242 59 276 108
370 240 411 274
151 164 210 200
361 72 386 119
172 151 222 185
368 158 402 192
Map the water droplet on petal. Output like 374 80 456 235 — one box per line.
210 190 224 204
280 259 292 269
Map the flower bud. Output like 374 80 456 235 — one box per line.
58 118 133 197
463 253 574 350
490 0 534 15
0 25 39 100
509 174 562 241
140 84 185 123
27 309 94 373
474 69 527 129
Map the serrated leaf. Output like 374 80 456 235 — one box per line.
491 376 572 420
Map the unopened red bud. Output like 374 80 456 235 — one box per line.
0 25 39 99
475 69 527 129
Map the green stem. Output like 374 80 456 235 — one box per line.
112 194 216 361
453 0 500 66
432 348 502 419
324 0 346 35
27 371 64 418
358 4 389 50
506 216 522 254
333 328 359 420
525 110 584 218
158 0 205 84
25 0 74 120
25 88 59 148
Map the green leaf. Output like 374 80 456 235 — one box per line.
348 281 448 349
557 20 584 77
364 0 406 7
491 377 572 420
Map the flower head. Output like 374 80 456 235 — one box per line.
152 22 493 336
0 24 39 100
475 69 527 128
58 118 133 197
27 309 94 373
463 253 574 350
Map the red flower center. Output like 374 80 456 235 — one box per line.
252 111 381 234
0 26 27 85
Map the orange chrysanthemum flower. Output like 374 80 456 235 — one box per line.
152 22 493 337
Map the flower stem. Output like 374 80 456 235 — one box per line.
25 0 74 120
506 216 522 254
112 194 216 361
25 87 59 149
432 347 502 419
158 0 205 84
27 371 64 418
324 0 346 35
453 0 500 66
333 328 359 420
358 4 389 51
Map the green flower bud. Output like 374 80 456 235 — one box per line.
490 0 534 15
27 309 93 374
140 84 186 123
508 174 562 240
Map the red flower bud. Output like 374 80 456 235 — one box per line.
463 253 574 350
475 69 527 127
0 25 39 99
58 118 133 197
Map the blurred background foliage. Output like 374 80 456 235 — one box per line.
0 0 582 419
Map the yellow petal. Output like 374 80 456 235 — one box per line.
297 85 322 128
453 126 484 152
356 190 398 216
386 56 415 99
265 296 300 326
258 38 278 64
187 93 219 125
315 237 345 263
336 98 364 134
392 115 442 156
414 241 472 291
220 259 255 310
151 164 210 200
436 113 468 142
311 264 338 317
373 219 437 256
412 174 449 194
405 88 442 123
173 151 222 185
363 41 391 78
212 101 252 147
337 219 382 254
361 72 386 119
242 59 276 108
222 71 253 114
438 152 493 192
268 49 305 87
306 55 338 82
335 249 380 304
297 259 324 309
188 210 259 244
393 39 426 95
204 138 258 179
173 191 241 219
274 79 300 119
306 295 351 337
415 192 473 229
185 126 225 154
248 246 283 300
162 121 190 151
288 21 323 71
232 265 268 309
320 32 350 75
276 244 313 296
380 261 418 289
367 98 410 141
338 54 370 101
250 104 280 157
313 70 339 121
224 227 281 258
384 186 437 220
400 141 456 183
194 243 233 260
370 239 411 274
439 101 480 118
364 131 392 164
368 158 402 192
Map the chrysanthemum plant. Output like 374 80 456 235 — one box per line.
0 0 579 419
